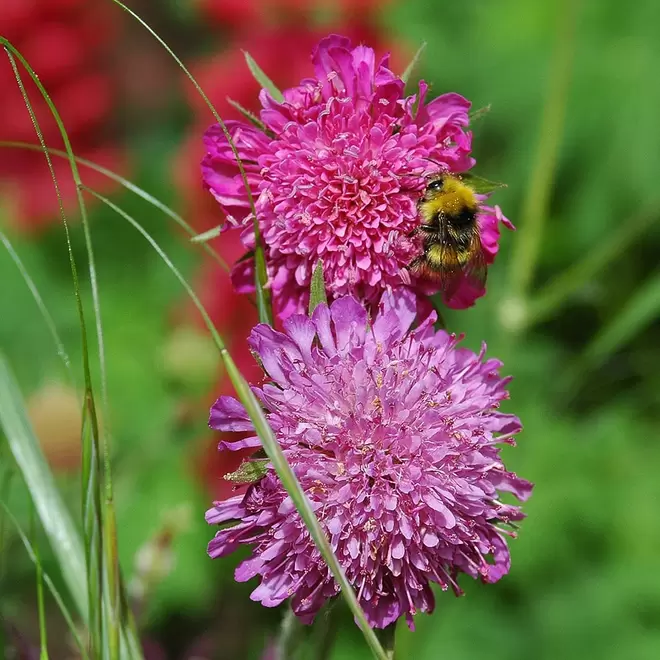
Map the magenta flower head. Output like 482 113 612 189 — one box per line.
202 35 512 319
206 289 532 629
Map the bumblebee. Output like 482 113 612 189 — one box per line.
409 172 486 299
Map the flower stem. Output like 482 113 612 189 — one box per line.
503 0 580 332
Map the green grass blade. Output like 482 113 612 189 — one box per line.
527 205 659 327
0 353 87 617
0 230 74 384
0 141 229 273
242 51 285 102
1 42 108 417
2 43 112 658
0 455 14 587
226 97 274 136
110 0 273 325
308 260 328 316
504 0 580 317
30 508 50 660
104 499 120 660
190 225 223 243
83 187 388 660
0 503 88 660
469 104 492 123
401 42 427 86
582 269 660 368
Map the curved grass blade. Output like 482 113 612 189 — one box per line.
527 205 659 327
2 44 105 657
83 187 388 660
469 104 491 123
0 230 74 384
401 41 427 86
243 50 284 102
226 97 275 137
0 353 87 617
110 0 272 325
505 0 581 312
3 45 140 660
0 457 14 586
30 507 50 660
191 225 223 244
0 141 229 273
1 503 88 660
1 43 108 418
582 269 660 369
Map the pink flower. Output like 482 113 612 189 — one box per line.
202 35 511 318
206 289 532 629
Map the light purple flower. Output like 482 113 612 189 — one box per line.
205 289 532 629
202 35 511 318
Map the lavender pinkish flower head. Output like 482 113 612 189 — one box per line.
206 289 532 629
202 35 512 319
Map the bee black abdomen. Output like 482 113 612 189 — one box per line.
450 207 477 227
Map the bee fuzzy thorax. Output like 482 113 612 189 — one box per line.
410 172 487 300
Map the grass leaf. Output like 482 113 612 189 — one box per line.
308 260 328 316
504 0 580 310
582 269 660 368
527 205 659 326
0 353 87 618
84 188 388 660
0 141 229 273
401 42 427 86
469 104 492 123
0 229 74 384
242 51 285 102
31 508 50 660
0 503 89 660
461 172 507 194
191 225 223 243
110 0 273 324
226 97 275 136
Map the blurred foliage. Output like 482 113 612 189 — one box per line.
1 0 660 658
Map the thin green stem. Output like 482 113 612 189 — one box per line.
0 230 75 385
30 507 49 660
2 43 105 658
84 187 388 660
526 205 659 327
1 502 89 660
0 141 229 273
110 0 273 325
505 0 580 323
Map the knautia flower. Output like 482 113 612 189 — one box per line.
202 35 512 318
206 289 532 628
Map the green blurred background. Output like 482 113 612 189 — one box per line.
1 0 660 658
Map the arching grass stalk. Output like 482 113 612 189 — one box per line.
1 41 140 660
0 141 229 273
503 0 581 332
83 186 389 660
110 0 273 325
0 230 75 385
2 43 105 658
29 507 50 660
525 205 659 327
0 503 89 660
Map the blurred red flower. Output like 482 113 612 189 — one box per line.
197 0 393 31
0 0 127 231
